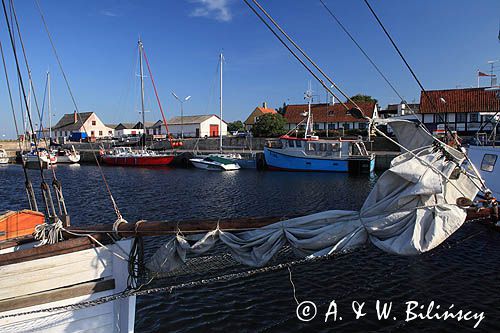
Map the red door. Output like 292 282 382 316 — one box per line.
210 125 219 137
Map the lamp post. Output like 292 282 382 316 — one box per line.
172 92 191 139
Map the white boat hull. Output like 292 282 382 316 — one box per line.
0 239 136 332
0 158 8 164
190 158 241 171
467 145 500 197
56 154 81 164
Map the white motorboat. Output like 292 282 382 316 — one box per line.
190 154 241 171
0 149 8 164
53 146 81 164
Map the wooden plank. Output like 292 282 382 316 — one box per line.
0 247 114 300
67 215 302 237
0 279 115 312
0 210 44 241
0 291 115 331
0 234 112 267
64 207 499 238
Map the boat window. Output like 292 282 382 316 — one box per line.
308 142 316 151
288 140 295 148
330 143 340 152
319 143 327 151
481 154 497 172
295 140 302 148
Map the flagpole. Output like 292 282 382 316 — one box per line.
477 69 480 88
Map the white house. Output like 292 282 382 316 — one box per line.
52 111 114 142
163 115 228 138
114 123 145 138
418 87 500 134
284 102 378 132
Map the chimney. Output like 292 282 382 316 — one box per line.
262 102 267 109
73 110 78 124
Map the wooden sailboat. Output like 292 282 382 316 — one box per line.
101 40 174 167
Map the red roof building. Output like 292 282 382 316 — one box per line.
244 103 278 130
418 88 500 133
283 102 378 131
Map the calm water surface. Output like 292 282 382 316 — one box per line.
0 164 499 332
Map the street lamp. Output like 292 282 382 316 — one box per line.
172 92 191 139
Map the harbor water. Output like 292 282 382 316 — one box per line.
1 164 499 332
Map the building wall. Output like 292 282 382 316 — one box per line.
51 113 113 141
420 111 497 133
83 114 114 138
115 128 144 137
162 116 228 138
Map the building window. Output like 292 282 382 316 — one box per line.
358 122 367 130
108 131 112 135
456 113 467 123
92 121 96 126
328 123 335 130
99 130 103 136
469 113 479 122
434 113 447 123
91 131 95 136
313 123 320 130
481 154 497 172
343 123 350 130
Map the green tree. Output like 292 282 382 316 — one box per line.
349 94 378 104
227 120 244 132
275 102 287 116
251 113 286 137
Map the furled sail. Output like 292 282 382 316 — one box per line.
148 120 478 272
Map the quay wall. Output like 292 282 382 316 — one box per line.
2 138 399 170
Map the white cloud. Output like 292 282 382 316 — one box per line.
100 9 119 17
189 0 232 22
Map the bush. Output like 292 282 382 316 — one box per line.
251 113 286 137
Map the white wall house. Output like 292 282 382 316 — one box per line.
418 87 500 134
52 111 114 142
163 115 228 138
114 123 145 138
284 102 378 132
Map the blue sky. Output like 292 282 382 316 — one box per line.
0 0 499 138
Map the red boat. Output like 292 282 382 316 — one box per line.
101 147 174 166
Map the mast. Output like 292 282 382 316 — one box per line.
304 83 313 138
139 39 146 151
219 52 223 153
47 71 51 144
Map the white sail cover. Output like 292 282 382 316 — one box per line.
148 120 478 272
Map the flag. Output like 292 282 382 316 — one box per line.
478 71 495 77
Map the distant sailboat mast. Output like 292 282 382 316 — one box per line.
139 39 146 152
219 52 223 153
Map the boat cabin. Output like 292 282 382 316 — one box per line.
269 135 370 159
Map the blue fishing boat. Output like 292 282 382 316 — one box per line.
264 90 374 173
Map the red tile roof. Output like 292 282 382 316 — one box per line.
419 88 500 114
256 107 277 114
284 102 376 123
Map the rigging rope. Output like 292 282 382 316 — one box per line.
249 0 362 112
1 0 56 218
141 44 173 150
242 0 351 112
363 0 452 136
0 40 37 210
33 0 124 221
362 0 489 193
